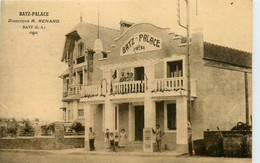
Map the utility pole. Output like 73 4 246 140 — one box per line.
177 0 193 156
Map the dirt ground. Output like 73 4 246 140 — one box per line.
0 150 252 163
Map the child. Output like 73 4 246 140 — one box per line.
119 129 127 148
104 129 110 149
114 135 119 152
109 132 115 151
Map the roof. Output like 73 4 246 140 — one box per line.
62 22 120 61
204 42 252 68
61 22 252 68
59 68 69 77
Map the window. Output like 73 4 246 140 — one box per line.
102 52 107 59
87 52 94 72
167 60 183 78
76 43 85 64
68 110 72 121
66 79 69 91
88 52 93 59
78 109 84 117
167 104 176 130
78 43 84 57
77 56 85 64
79 72 83 84
115 106 119 130
113 70 117 79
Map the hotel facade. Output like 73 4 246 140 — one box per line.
60 20 252 152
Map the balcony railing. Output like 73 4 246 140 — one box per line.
63 92 68 98
81 85 101 98
68 84 83 95
112 80 146 95
152 77 186 92
79 77 196 98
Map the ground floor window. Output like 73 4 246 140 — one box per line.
68 110 72 121
115 105 119 130
78 109 84 117
167 104 176 130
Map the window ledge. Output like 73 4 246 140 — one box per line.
98 58 108 61
164 130 177 133
77 117 84 119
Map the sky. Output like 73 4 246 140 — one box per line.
0 0 252 121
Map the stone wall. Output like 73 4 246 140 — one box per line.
0 122 84 150
0 137 84 150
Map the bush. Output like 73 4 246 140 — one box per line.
7 128 17 137
47 123 55 134
71 122 84 133
41 123 55 135
21 119 34 136
41 125 49 135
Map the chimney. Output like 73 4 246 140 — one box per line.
120 20 134 34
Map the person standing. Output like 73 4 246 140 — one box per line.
104 128 110 149
119 129 127 148
114 135 119 152
109 132 115 152
89 127 96 151
152 124 164 152
119 72 126 82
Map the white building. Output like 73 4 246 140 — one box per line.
60 20 252 152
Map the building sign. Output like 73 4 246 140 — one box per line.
121 32 162 55
143 128 154 152
144 129 151 148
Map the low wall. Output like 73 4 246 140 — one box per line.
0 122 84 150
63 137 84 148
0 137 84 150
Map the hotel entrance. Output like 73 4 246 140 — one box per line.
135 105 144 141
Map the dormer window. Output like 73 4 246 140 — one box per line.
78 43 84 57
76 42 85 64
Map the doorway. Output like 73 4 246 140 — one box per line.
134 67 144 81
135 105 144 141
167 60 183 78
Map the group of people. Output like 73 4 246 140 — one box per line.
118 72 134 82
105 129 127 152
88 124 165 153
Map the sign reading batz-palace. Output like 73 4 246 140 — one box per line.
121 32 162 55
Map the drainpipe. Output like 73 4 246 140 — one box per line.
244 72 249 125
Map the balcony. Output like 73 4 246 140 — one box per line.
152 77 186 92
79 77 197 99
68 85 83 95
152 77 197 97
81 85 102 98
112 81 146 95
63 84 84 101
